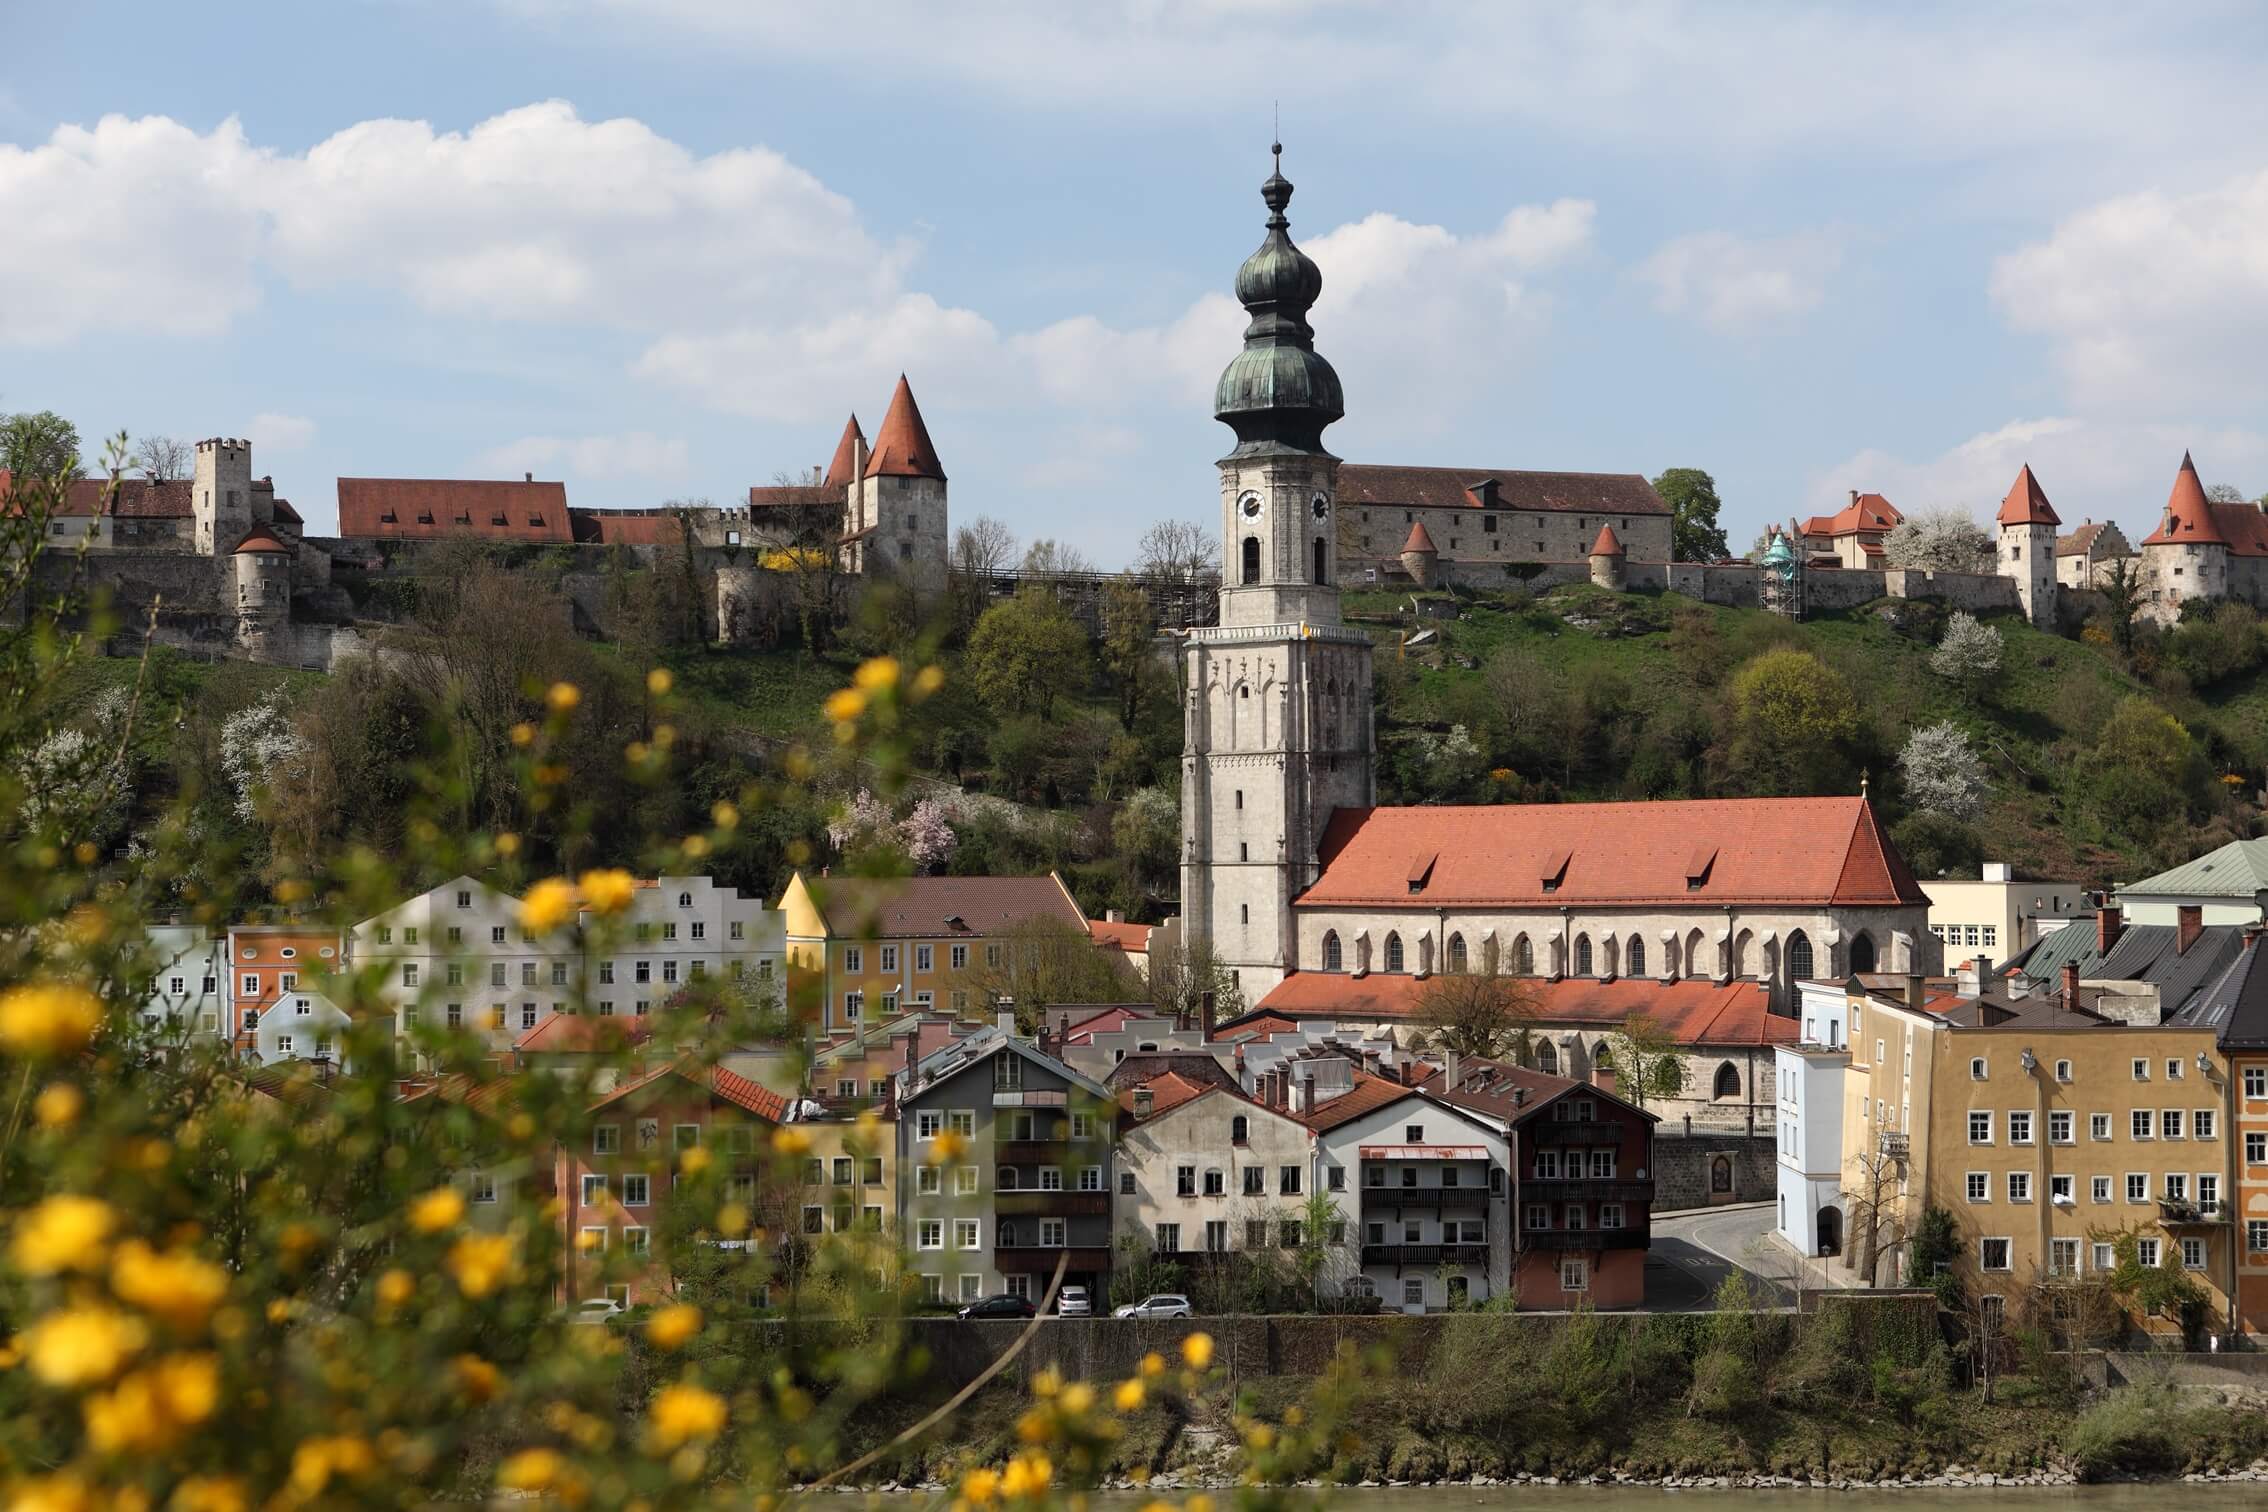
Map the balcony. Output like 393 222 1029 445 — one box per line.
1529 1119 1613 1145
1522 1227 1648 1252
1361 1243 1490 1267
995 1245 1111 1275
996 1138 1072 1164
1519 1178 1652 1204
2158 1198 2227 1227
995 1191 1110 1218
1361 1185 1490 1212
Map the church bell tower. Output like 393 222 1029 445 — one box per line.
1180 145 1377 1003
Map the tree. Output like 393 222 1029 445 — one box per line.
1653 467 1729 562
1601 1014 1685 1108
1414 965 1539 1061
136 434 194 484
1 410 82 479
2206 482 2249 503
1021 539 1096 576
965 588 1089 718
2098 554 2145 655
1882 508 1992 573
1097 577 1156 729
952 515 1018 575
1722 648 1859 795
1145 931 1244 1029
1292 1187 1350 1308
946 916 1141 1025
1110 786 1178 901
1891 811 1983 879
1928 610 2002 691
1134 519 1219 584
1842 1142 1909 1285
1897 720 1989 821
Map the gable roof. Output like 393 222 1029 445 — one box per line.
337 477 572 543
1995 465 2061 528
1246 972 1794 1047
1339 464 1667 518
791 872 1086 939
1419 1056 1659 1127
906 1024 1115 1102
1086 919 1155 955
2120 837 2268 901
569 508 682 546
823 415 865 489
1294 1068 1423 1131
588 1058 789 1121
1301 796 1926 910
864 376 945 481
1801 492 1902 539
513 1011 655 1055
2057 521 2126 558
1116 1069 1213 1119
2201 933 2268 1049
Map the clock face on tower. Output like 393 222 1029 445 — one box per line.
1311 492 1330 520
1239 492 1262 520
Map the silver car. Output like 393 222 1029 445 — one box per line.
1113 1293 1193 1319
1055 1284 1092 1317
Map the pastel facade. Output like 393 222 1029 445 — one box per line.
1795 491 1902 569
140 924 227 1039
1925 864 2088 958
1776 983 1854 1259
2114 838 2268 928
1113 1070 1314 1265
2206 932 2268 1339
224 924 345 1054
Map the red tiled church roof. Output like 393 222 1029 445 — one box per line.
1249 974 1795 1048
338 477 572 543
1300 796 1927 910
863 376 945 481
1339 465 1667 518
1994 464 2061 528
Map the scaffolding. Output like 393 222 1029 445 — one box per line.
1759 526 1803 620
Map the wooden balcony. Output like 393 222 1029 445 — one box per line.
995 1191 1110 1218
1361 1243 1490 1267
1519 1178 1653 1204
1529 1119 1614 1145
1360 1185 1490 1212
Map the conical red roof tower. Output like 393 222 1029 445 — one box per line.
2144 451 2226 545
1588 523 1626 557
820 414 865 489
863 375 946 481
1400 520 1437 554
1994 464 2060 527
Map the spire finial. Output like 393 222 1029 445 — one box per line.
1272 101 1281 171
1860 769 1871 799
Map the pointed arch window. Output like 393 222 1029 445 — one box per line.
1536 1040 1559 1075
1511 934 1533 974
1713 1063 1742 1100
1849 933 1877 974
1241 536 1261 585
1383 933 1405 973
1322 931 1343 972
1787 930 1814 982
1628 936 1646 977
1446 933 1468 973
1574 935 1593 977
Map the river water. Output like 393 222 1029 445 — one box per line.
827 1485 2263 1511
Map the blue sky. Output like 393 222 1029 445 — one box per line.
11 1 2268 562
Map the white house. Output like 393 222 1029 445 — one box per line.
1113 1064 1315 1265
1774 980 1851 1259
139 924 227 1039
253 988 356 1070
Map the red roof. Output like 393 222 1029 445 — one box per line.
863 376 944 481
586 1057 788 1122
1801 492 1902 539
513 1012 654 1055
1400 520 1438 554
231 525 291 555
1057 1004 1150 1042
1211 1012 1299 1042
1301 796 1926 910
337 478 572 543
1 476 194 520
1588 523 1625 558
1295 1069 1423 1132
1995 464 2061 528
1339 465 1667 518
1117 1070 1212 1119
823 415 866 489
1251 973 1794 1047
794 873 1085 940
569 508 682 546
1087 919 1154 954
2142 453 2268 555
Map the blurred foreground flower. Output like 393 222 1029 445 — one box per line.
520 875 578 934
0 982 103 1057
10 1194 116 1275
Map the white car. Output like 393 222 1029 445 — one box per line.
1055 1284 1091 1317
567 1297 624 1326
1114 1293 1194 1319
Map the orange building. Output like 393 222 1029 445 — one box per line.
224 924 344 1052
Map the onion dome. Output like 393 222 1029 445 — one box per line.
1214 144 1345 458
1760 529 1795 571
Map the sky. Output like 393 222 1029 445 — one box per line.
10 1 2268 563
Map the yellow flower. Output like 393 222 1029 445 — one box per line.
289 1436 375 1495
1113 1378 1145 1412
1181 1332 1214 1369
520 877 578 935
679 1145 711 1176
24 1306 147 1387
509 722 536 748
34 1083 82 1128
714 1202 749 1237
854 656 901 691
496 831 523 856
824 687 869 723
8 1476 93 1512
497 1448 573 1493
1138 1351 1165 1379
265 1299 293 1325
1244 1423 1275 1450
274 878 311 904
546 681 581 713
574 1228 603 1252
0 983 103 1058
712 801 740 830
1186 1496 1215 1512
771 1126 811 1157
1030 1367 1061 1399
931 1128 968 1161
110 1241 229 1330
649 1381 728 1447
375 1269 415 1309
11 1194 116 1274
1058 1382 1095 1415
153 1352 220 1422
646 1303 702 1351
1014 1409 1049 1444
1139 1502 1173 1512
647 667 674 696
958 1467 1001 1505
912 664 945 698
681 834 710 860
446 1233 517 1298
408 1186 467 1234
169 1477 249 1512
999 1452 1052 1499
578 868 636 916
452 1353 501 1402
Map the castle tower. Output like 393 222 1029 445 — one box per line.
1995 464 2060 628
2140 451 2230 615
231 524 293 663
1181 145 1377 1002
1399 521 1439 588
1587 523 1627 591
825 413 867 533
856 377 947 593
193 438 253 557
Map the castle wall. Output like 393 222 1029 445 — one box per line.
1342 502 1672 576
1416 557 2023 615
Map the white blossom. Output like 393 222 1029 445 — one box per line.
1898 720 1990 821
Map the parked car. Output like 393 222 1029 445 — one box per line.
566 1297 624 1326
1055 1284 1091 1317
1113 1293 1194 1319
957 1294 1038 1321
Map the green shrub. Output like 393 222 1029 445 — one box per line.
2064 1385 2184 1481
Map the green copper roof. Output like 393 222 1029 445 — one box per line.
1214 146 1344 457
2119 837 2268 900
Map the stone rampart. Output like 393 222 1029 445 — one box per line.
1422 557 2027 616
1651 1131 1776 1210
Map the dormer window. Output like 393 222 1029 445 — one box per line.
1540 848 1571 894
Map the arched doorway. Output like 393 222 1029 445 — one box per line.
1817 1206 1843 1257
1850 934 1878 974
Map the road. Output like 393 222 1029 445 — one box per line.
1642 1201 1793 1310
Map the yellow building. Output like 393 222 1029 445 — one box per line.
776 872 1087 1034
1828 980 1949 1279
783 1111 898 1245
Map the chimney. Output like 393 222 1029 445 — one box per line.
1134 1087 1153 1120
524 471 533 483
1905 973 1927 1011
1301 1073 1316 1113
1106 909 1124 924
1443 1048 1460 1091
1849 489 1860 505
996 1001 1018 1036
1594 1065 1618 1095
2060 961 2080 1014
1199 990 1216 1044
1512 1086 1527 1109
2177 905 2204 956
2097 905 2123 954
1955 956 1989 995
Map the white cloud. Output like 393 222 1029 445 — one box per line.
249 412 316 451
1804 416 2268 537
474 431 692 481
1993 169 2268 410
1637 229 1841 331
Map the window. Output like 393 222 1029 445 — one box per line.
880 946 898 973
1177 1165 1196 1198
955 1166 979 1195
581 1174 607 1204
1245 1220 1269 1249
2251 1221 2268 1254
2163 1109 2185 1140
2247 1067 2267 1099
1322 932 1342 972
1786 931 1813 980
2167 1058 2183 1081
1628 937 1645 976
2126 1173 2149 1203
1970 1057 1988 1081
831 1157 853 1186
1203 1168 1224 1197
916 1111 942 1140
1966 1172 1989 1202
2200 1174 2221 1214
2248 1132 2267 1165
950 945 968 971
2091 1175 2111 1204
2049 1238 2079 1276
1446 934 1468 972
1280 1165 1302 1196
2007 1172 2031 1203
2049 1110 2073 1144
2132 1110 2154 1140
1278 1221 1301 1249
2132 1058 2149 1081
918 1221 943 1250
594 1125 620 1154
622 1174 650 1206
2093 1242 2116 1271
2136 1238 2161 1267
985 944 1002 969
948 1111 974 1137
1559 1258 1589 1293
2009 1111 2033 1145
2181 1238 2206 1271
580 1228 607 1255
1968 1111 1993 1144
1039 1219 1066 1247
1120 1172 1135 1195
2055 1059 2073 1083
2165 1173 2189 1203
1243 1167 1265 1196
916 945 932 972
1979 1238 2011 1272
2197 1109 2217 1139
1038 1167 1062 1191
916 1167 940 1196
1574 935 1592 975
1155 1222 1180 1254
2091 1113 2111 1141
1601 1203 1624 1230
1384 933 1404 972
954 1219 980 1250
844 947 862 974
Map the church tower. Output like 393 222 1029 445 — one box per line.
1180 146 1376 1002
